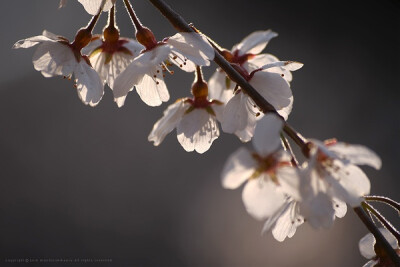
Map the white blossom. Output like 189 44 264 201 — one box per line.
221 114 303 240
84 36 144 106
113 32 215 107
297 139 381 229
218 61 302 142
13 30 104 106
148 98 221 154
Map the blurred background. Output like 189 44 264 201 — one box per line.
1 0 399 266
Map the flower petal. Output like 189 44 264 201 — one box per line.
148 100 187 146
272 201 304 242
329 162 371 207
78 0 115 15
250 71 293 120
74 61 104 106
32 41 77 77
177 109 219 153
222 93 257 141
332 198 347 218
328 142 382 170
136 72 169 107
113 46 171 106
252 114 283 156
232 30 278 55
221 147 257 189
242 177 286 220
246 54 294 82
167 32 215 71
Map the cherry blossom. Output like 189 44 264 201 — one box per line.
13 30 104 106
83 6 144 107
113 31 215 107
297 139 381 229
148 68 221 153
221 114 303 240
359 228 400 267
214 61 302 142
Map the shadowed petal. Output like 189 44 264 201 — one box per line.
242 177 286 220
221 147 256 189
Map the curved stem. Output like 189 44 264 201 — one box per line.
354 206 400 265
123 0 144 31
365 196 400 215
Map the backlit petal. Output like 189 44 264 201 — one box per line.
232 30 278 55
32 41 76 77
177 109 219 153
148 100 187 146
328 143 382 170
74 61 104 106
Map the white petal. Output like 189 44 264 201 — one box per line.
167 32 215 71
136 72 169 107
74 61 104 106
252 114 283 156
261 61 303 72
78 0 115 15
222 93 257 141
208 70 235 103
32 41 77 77
177 109 219 153
113 46 171 106
328 143 382 170
332 198 347 218
276 166 302 200
330 163 371 207
250 71 293 120
272 201 304 242
13 33 57 49
242 177 286 220
221 147 257 189
148 100 187 146
208 70 234 121
301 192 336 229
232 30 278 55
246 54 294 83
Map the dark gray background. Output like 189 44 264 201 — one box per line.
1 0 399 266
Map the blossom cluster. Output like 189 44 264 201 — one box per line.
13 0 400 265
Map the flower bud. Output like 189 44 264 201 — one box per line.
136 27 157 50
